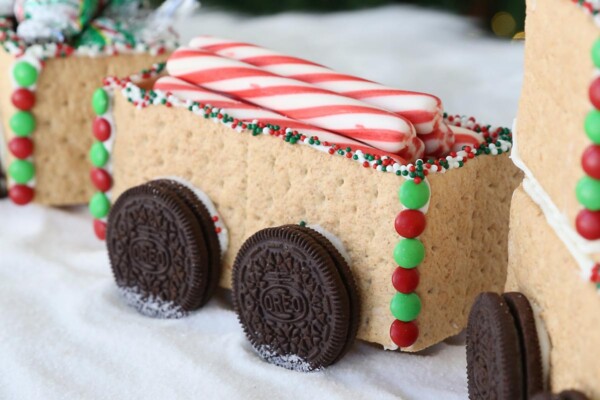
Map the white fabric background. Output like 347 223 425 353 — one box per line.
0 5 524 399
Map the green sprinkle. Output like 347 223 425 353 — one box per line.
8 159 34 183
89 192 111 219
92 88 109 115
9 111 35 136
393 238 425 268
399 180 430 209
89 141 109 167
13 62 38 87
390 292 421 322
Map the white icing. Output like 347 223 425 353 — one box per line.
118 286 187 319
306 224 351 266
510 121 598 285
158 175 229 256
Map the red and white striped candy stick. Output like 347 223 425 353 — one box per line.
154 76 408 164
188 36 452 146
449 125 484 152
166 47 423 161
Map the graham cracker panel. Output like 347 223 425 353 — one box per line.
111 93 520 351
517 0 597 230
507 185 600 398
0 50 168 205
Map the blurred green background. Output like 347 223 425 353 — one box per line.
202 0 526 38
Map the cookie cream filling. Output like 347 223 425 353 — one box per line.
306 224 351 266
510 122 599 286
160 176 229 256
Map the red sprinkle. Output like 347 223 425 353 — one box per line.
392 267 420 294
11 88 35 110
93 219 107 240
8 137 33 159
212 216 219 222
9 184 34 205
90 168 112 192
414 177 422 184
215 227 222 234
390 320 419 348
395 209 426 238
591 264 600 283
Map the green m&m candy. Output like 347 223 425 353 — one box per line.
592 37 600 69
89 192 110 219
399 180 430 209
13 62 38 87
9 111 35 136
92 88 109 115
8 159 34 183
576 176 600 211
393 238 425 268
390 292 422 322
585 110 600 144
89 141 109 167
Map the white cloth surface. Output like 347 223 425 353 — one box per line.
0 5 524 400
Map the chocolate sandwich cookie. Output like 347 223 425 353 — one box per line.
467 292 524 400
232 225 354 372
107 181 210 315
150 179 221 306
0 160 7 199
284 225 359 364
502 292 544 398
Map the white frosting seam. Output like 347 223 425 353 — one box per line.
510 121 598 287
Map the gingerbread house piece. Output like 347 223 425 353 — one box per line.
91 57 521 356
0 22 173 206
508 0 600 396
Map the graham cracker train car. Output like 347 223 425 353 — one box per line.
463 1 600 399
88 49 521 371
0 17 173 206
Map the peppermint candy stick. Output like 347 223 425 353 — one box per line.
188 36 448 137
449 125 484 152
154 76 408 164
166 47 423 161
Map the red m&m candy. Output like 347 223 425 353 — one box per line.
8 137 33 159
390 319 419 348
11 88 35 111
576 209 600 240
590 77 600 110
90 168 112 192
92 117 111 142
392 267 420 293
582 145 600 180
394 209 426 238
8 184 34 205
93 219 107 240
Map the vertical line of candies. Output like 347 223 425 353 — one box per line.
389 176 430 348
7 58 39 205
88 87 113 240
577 37 600 288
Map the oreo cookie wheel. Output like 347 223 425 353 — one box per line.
466 292 545 400
106 179 221 318
232 225 359 372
